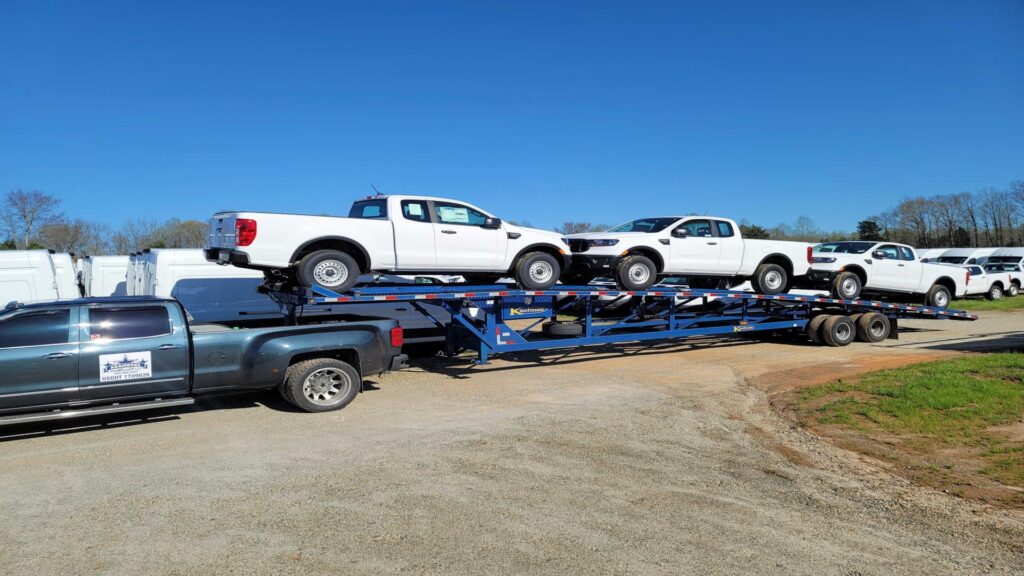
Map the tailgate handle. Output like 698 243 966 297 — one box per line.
44 352 71 359
157 344 182 350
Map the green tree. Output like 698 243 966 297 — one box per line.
739 223 770 239
856 220 884 241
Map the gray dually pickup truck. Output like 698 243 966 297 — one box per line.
0 296 407 426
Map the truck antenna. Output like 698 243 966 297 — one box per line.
370 184 383 196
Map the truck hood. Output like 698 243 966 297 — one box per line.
506 224 571 246
567 231 656 240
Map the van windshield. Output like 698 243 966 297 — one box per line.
813 241 875 254
606 218 679 233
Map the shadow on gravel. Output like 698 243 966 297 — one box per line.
409 336 760 378
888 330 1024 353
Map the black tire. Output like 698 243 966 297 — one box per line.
1009 283 1020 297
820 315 856 347
830 271 862 300
514 252 561 290
986 284 1004 301
463 274 504 285
615 254 657 290
752 263 787 295
925 284 951 308
542 321 583 337
296 250 360 292
855 312 890 342
280 358 361 413
806 314 829 345
560 272 595 286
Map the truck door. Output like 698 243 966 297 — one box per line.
431 201 507 270
78 303 189 402
668 219 720 273
0 307 80 411
391 199 437 269
712 220 743 272
872 244 918 291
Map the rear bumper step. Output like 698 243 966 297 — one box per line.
0 397 195 427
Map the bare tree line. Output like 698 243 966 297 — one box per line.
1 189 207 255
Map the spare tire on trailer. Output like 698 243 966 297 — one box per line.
820 315 856 347
542 321 583 338
855 312 890 342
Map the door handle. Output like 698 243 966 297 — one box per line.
43 352 71 359
897 263 905 267
441 230 457 235
706 241 718 245
157 344 182 350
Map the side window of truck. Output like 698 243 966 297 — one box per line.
714 220 734 237
0 309 71 348
88 306 172 341
348 200 387 219
434 202 487 226
401 200 430 223
677 219 713 237
876 245 900 259
899 247 915 261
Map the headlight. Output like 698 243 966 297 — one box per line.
588 239 619 247
812 256 837 263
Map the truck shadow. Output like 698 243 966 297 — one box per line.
906 331 1024 353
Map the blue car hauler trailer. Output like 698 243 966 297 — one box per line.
267 283 976 364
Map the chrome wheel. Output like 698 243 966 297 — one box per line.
302 367 353 406
313 259 348 287
628 263 651 285
528 261 554 285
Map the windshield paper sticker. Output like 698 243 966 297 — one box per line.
100 352 152 382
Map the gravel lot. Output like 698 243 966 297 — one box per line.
1 311 1022 575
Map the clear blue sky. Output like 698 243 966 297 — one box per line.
2 0 1021 232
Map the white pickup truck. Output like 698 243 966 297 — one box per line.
808 241 968 307
962 264 1015 300
565 216 812 292
205 195 571 292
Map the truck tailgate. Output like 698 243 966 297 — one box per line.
208 214 238 248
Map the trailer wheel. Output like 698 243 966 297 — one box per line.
752 263 787 295
281 358 360 413
542 321 583 337
806 314 829 345
986 284 1004 301
514 252 561 290
830 271 861 300
820 315 856 347
297 250 360 292
615 255 657 290
1009 283 1020 297
855 312 890 342
925 284 951 308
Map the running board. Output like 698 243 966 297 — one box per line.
0 397 195 427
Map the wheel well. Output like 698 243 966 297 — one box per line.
623 247 664 272
933 277 956 293
759 254 793 277
840 265 868 285
1013 279 1021 288
511 243 566 271
991 280 1005 290
291 237 370 272
288 349 361 376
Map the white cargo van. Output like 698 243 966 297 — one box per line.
0 250 81 306
80 255 130 297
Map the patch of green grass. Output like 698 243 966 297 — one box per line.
955 297 1024 311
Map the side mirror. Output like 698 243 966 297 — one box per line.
672 228 689 238
872 250 887 259
482 217 501 229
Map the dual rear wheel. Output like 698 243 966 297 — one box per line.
806 312 891 347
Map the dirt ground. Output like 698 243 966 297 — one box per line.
1 311 1023 575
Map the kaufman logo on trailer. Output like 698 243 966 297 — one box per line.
99 352 153 383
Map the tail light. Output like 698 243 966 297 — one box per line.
235 219 257 246
390 326 404 348
965 269 970 285
807 245 813 264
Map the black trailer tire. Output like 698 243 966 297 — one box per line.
1009 283 1020 297
463 274 504 285
514 252 561 290
752 263 787 295
806 314 829 345
280 358 361 413
297 250 360 292
821 315 856 347
925 284 952 308
986 284 1004 301
542 321 583 337
830 271 862 300
855 312 890 343
615 255 658 290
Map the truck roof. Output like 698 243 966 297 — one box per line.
4 295 177 312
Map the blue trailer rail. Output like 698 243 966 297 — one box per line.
268 283 976 364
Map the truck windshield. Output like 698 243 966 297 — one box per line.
606 218 679 233
813 241 875 254
349 200 388 219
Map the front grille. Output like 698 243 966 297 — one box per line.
569 239 589 253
